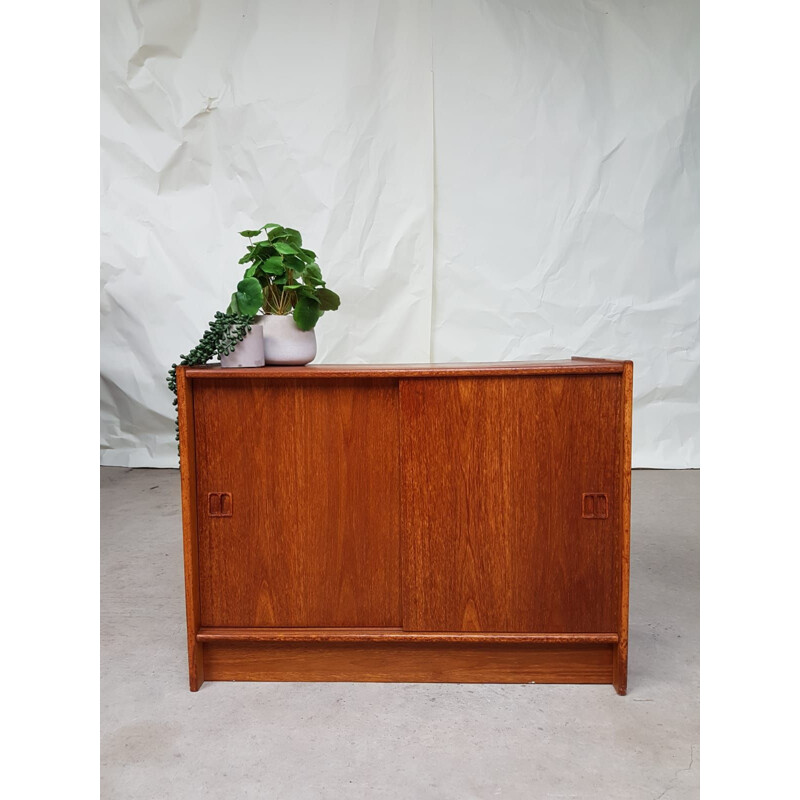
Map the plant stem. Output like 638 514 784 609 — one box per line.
264 284 292 315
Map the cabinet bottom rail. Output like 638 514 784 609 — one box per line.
190 639 624 693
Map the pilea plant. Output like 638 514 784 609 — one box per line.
235 223 340 330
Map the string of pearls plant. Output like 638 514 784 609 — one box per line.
166 311 254 444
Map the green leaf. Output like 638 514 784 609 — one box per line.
295 249 315 264
261 223 281 230
233 277 262 316
257 256 285 275
239 230 261 238
238 247 256 264
283 254 306 273
293 295 322 331
243 263 258 278
303 263 323 284
315 287 341 311
227 293 239 314
273 241 299 255
284 227 303 246
267 226 288 240
296 284 318 299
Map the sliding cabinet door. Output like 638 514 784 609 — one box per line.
194 378 401 628
400 375 621 633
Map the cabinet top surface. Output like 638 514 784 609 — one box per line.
182 357 630 379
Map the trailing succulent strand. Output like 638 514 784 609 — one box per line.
166 311 254 447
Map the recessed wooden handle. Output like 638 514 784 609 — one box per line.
208 492 232 517
582 493 609 519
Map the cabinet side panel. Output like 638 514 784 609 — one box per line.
176 368 203 690
614 362 633 694
401 375 620 633
194 378 401 628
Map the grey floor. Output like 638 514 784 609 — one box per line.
101 468 698 800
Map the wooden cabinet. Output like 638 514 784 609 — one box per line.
177 358 632 693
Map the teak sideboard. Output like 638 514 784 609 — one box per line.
176 358 633 693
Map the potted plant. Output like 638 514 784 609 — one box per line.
235 223 340 364
166 223 340 442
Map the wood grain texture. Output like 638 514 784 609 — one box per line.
196 627 618 644
176 367 204 691
202 641 614 684
193 378 401 628
613 361 634 695
185 360 625 380
401 375 621 633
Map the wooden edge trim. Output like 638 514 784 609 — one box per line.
197 628 619 644
614 360 633 695
176 367 204 691
571 355 626 363
183 363 625 379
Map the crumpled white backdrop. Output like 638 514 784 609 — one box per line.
101 0 698 468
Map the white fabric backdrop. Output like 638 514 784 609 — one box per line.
101 0 698 468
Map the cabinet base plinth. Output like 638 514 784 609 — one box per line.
197 641 615 689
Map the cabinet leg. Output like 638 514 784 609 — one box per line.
188 640 204 691
612 642 627 695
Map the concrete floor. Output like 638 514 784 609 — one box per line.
101 468 698 799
